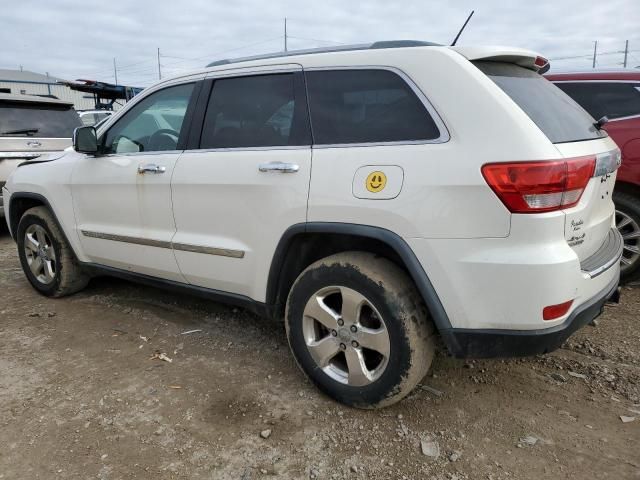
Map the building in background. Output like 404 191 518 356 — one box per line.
0 69 142 111
0 69 96 110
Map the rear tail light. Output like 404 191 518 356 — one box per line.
543 300 573 320
481 156 595 213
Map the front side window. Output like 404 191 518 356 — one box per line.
555 82 640 121
103 83 194 154
200 73 309 149
305 69 441 145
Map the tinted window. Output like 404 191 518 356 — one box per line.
103 83 194 154
0 102 81 138
305 69 440 145
200 73 309 149
555 82 640 120
475 62 604 144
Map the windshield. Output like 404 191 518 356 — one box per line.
474 61 605 144
0 101 82 138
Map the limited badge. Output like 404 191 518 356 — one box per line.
366 171 387 193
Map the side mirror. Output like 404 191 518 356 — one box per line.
73 126 99 154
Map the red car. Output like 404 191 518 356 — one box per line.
547 70 640 282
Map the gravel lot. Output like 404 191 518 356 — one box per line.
1 228 639 480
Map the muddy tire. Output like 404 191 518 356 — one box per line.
614 192 640 284
285 251 435 408
17 206 89 297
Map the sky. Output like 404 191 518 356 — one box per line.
1 0 639 87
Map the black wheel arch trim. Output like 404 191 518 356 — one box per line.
7 192 77 254
266 222 453 331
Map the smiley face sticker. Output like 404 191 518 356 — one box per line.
366 171 387 193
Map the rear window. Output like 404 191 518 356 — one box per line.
554 82 640 120
0 101 81 138
474 62 604 144
305 69 441 145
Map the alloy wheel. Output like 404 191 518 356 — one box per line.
616 209 640 274
24 224 57 285
302 286 390 386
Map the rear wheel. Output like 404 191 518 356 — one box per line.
285 251 435 408
17 206 89 297
614 192 640 284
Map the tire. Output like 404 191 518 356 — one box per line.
614 192 640 284
17 206 89 297
285 251 435 408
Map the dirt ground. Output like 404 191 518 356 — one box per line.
0 229 639 480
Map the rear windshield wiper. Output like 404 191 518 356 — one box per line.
594 116 609 130
1 128 40 136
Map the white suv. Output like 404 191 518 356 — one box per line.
2 41 623 408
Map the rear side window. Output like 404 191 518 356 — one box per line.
0 102 81 138
554 82 640 121
305 69 441 145
200 73 310 149
474 62 604 144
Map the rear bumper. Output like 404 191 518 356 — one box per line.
440 274 620 358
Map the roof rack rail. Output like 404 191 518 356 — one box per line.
206 40 441 68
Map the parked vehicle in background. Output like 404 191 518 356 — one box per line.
0 94 81 218
78 110 113 127
3 42 622 407
547 71 640 282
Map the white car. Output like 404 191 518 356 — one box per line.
0 94 81 218
2 41 623 408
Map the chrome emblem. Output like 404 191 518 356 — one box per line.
27 141 42 148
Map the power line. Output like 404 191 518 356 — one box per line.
287 35 344 45
551 49 639 61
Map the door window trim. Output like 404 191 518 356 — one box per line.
303 65 450 148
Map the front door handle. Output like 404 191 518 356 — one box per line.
138 163 166 174
258 162 299 173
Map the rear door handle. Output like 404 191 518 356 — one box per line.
138 163 166 174
258 162 299 173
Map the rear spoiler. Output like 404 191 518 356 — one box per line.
451 46 550 74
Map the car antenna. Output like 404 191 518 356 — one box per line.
451 10 474 46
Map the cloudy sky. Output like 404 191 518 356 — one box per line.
2 0 639 87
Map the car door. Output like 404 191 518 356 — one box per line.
171 65 312 300
71 79 202 281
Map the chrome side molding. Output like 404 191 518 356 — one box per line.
80 230 245 259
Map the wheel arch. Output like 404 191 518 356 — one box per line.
8 193 78 260
266 222 452 332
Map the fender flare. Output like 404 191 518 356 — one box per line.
7 192 79 259
266 222 453 332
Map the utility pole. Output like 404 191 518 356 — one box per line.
592 40 598 68
157 47 162 80
623 40 629 68
284 17 288 52
113 58 118 85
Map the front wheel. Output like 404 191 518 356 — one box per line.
17 206 89 297
285 251 435 408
